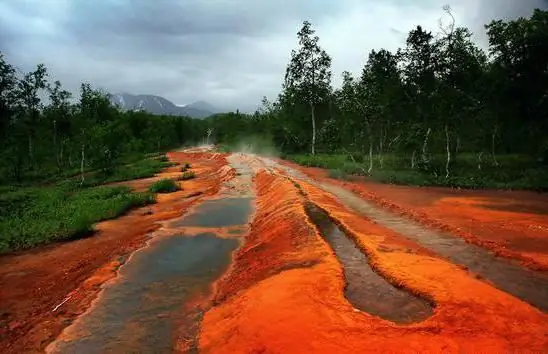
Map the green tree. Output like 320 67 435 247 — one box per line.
15 64 48 170
45 80 72 169
284 21 332 155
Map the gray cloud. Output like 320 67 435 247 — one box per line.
1 0 546 112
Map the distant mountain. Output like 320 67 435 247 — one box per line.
109 93 217 119
185 100 219 113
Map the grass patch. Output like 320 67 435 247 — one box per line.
287 153 548 191
149 179 180 193
0 185 155 253
157 154 170 163
327 169 349 180
102 157 174 184
57 154 175 189
177 171 196 181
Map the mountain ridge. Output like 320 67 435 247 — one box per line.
109 93 218 119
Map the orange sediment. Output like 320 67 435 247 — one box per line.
0 152 233 354
199 170 548 353
280 160 548 271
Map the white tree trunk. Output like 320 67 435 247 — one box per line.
311 103 316 155
411 150 417 169
367 139 373 174
445 125 451 179
491 125 499 167
477 151 484 170
80 144 85 187
378 126 384 169
421 127 432 164
53 120 58 167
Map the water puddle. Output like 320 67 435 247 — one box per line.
48 154 256 353
305 203 434 324
173 197 253 228
49 234 238 353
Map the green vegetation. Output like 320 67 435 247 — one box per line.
78 155 174 188
0 153 171 253
0 56 207 185
288 153 548 191
149 179 180 193
178 171 196 181
0 51 206 252
1 7 547 254
327 169 349 180
0 186 154 253
203 8 548 190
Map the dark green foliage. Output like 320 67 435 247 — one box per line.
157 155 170 163
206 10 548 190
0 54 208 185
0 186 155 252
327 169 349 180
149 179 180 193
178 171 196 181
0 51 208 252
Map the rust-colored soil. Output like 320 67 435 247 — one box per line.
0 152 233 354
281 160 548 271
3 152 548 353
199 170 548 353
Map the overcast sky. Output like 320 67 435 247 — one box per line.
1 0 546 111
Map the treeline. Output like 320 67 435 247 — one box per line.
0 56 207 184
209 7 548 183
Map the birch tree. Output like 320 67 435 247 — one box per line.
284 21 332 155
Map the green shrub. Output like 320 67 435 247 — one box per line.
157 154 170 162
0 185 155 253
327 169 348 180
181 163 191 172
177 171 196 181
149 179 180 193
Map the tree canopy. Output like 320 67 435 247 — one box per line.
0 54 208 184
210 7 548 183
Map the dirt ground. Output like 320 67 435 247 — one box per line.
281 161 548 271
0 152 233 354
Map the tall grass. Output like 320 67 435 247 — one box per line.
177 171 196 181
0 186 155 253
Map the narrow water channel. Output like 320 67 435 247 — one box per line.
48 155 255 353
305 203 434 324
270 159 548 313
316 183 548 313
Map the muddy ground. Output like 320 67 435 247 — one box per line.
1 149 547 353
